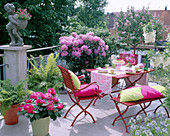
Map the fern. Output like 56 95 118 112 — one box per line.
27 53 63 93
0 79 29 115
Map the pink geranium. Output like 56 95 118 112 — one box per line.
47 103 54 111
18 88 65 122
52 97 59 103
44 93 53 100
36 99 46 105
47 88 56 95
57 103 64 109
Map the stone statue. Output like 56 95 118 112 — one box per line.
4 3 24 46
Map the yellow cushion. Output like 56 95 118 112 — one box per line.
151 85 167 94
68 70 81 89
120 87 144 102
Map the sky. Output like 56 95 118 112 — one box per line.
105 0 170 13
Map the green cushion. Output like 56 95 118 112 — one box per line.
151 85 167 94
120 87 144 102
68 70 81 89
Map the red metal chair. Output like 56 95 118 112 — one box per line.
58 65 103 126
111 96 169 133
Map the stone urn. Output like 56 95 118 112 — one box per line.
17 19 28 30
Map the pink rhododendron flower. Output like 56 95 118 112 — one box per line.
85 61 89 64
61 45 68 50
52 97 59 103
123 52 127 54
57 103 64 109
71 32 77 38
80 45 88 51
86 49 92 55
24 99 32 103
44 93 52 100
94 49 99 54
47 88 56 95
47 104 54 111
61 51 68 57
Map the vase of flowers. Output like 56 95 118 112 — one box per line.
18 88 65 136
143 22 156 43
16 8 31 29
123 51 136 67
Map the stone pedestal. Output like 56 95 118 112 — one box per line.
0 45 32 86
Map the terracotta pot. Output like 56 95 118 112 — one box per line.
31 116 50 136
4 104 19 125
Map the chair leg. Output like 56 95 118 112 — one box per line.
134 102 152 118
64 103 76 118
70 98 96 126
112 101 129 133
154 99 170 118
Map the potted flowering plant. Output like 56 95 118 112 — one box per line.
15 8 32 30
59 32 109 82
143 22 156 43
18 88 65 136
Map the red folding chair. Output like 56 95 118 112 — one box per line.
58 65 103 126
111 96 169 133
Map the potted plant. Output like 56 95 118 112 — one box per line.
0 79 29 125
143 22 156 43
18 88 65 136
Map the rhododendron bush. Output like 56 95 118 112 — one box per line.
18 88 65 122
59 32 109 79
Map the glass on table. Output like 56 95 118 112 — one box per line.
105 64 109 69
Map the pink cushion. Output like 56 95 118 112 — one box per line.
129 85 164 100
74 84 102 97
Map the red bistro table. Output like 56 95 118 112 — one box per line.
86 68 155 102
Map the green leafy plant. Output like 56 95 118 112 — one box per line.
143 22 154 33
0 79 29 115
18 88 65 122
27 53 63 94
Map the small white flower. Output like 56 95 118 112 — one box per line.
135 130 141 136
136 115 142 121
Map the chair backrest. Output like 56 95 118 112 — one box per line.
57 65 76 91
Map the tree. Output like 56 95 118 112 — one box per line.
0 0 75 54
74 0 108 28
113 6 166 54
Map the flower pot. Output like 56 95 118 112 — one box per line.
17 19 28 29
31 116 50 136
4 104 19 125
143 30 156 43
